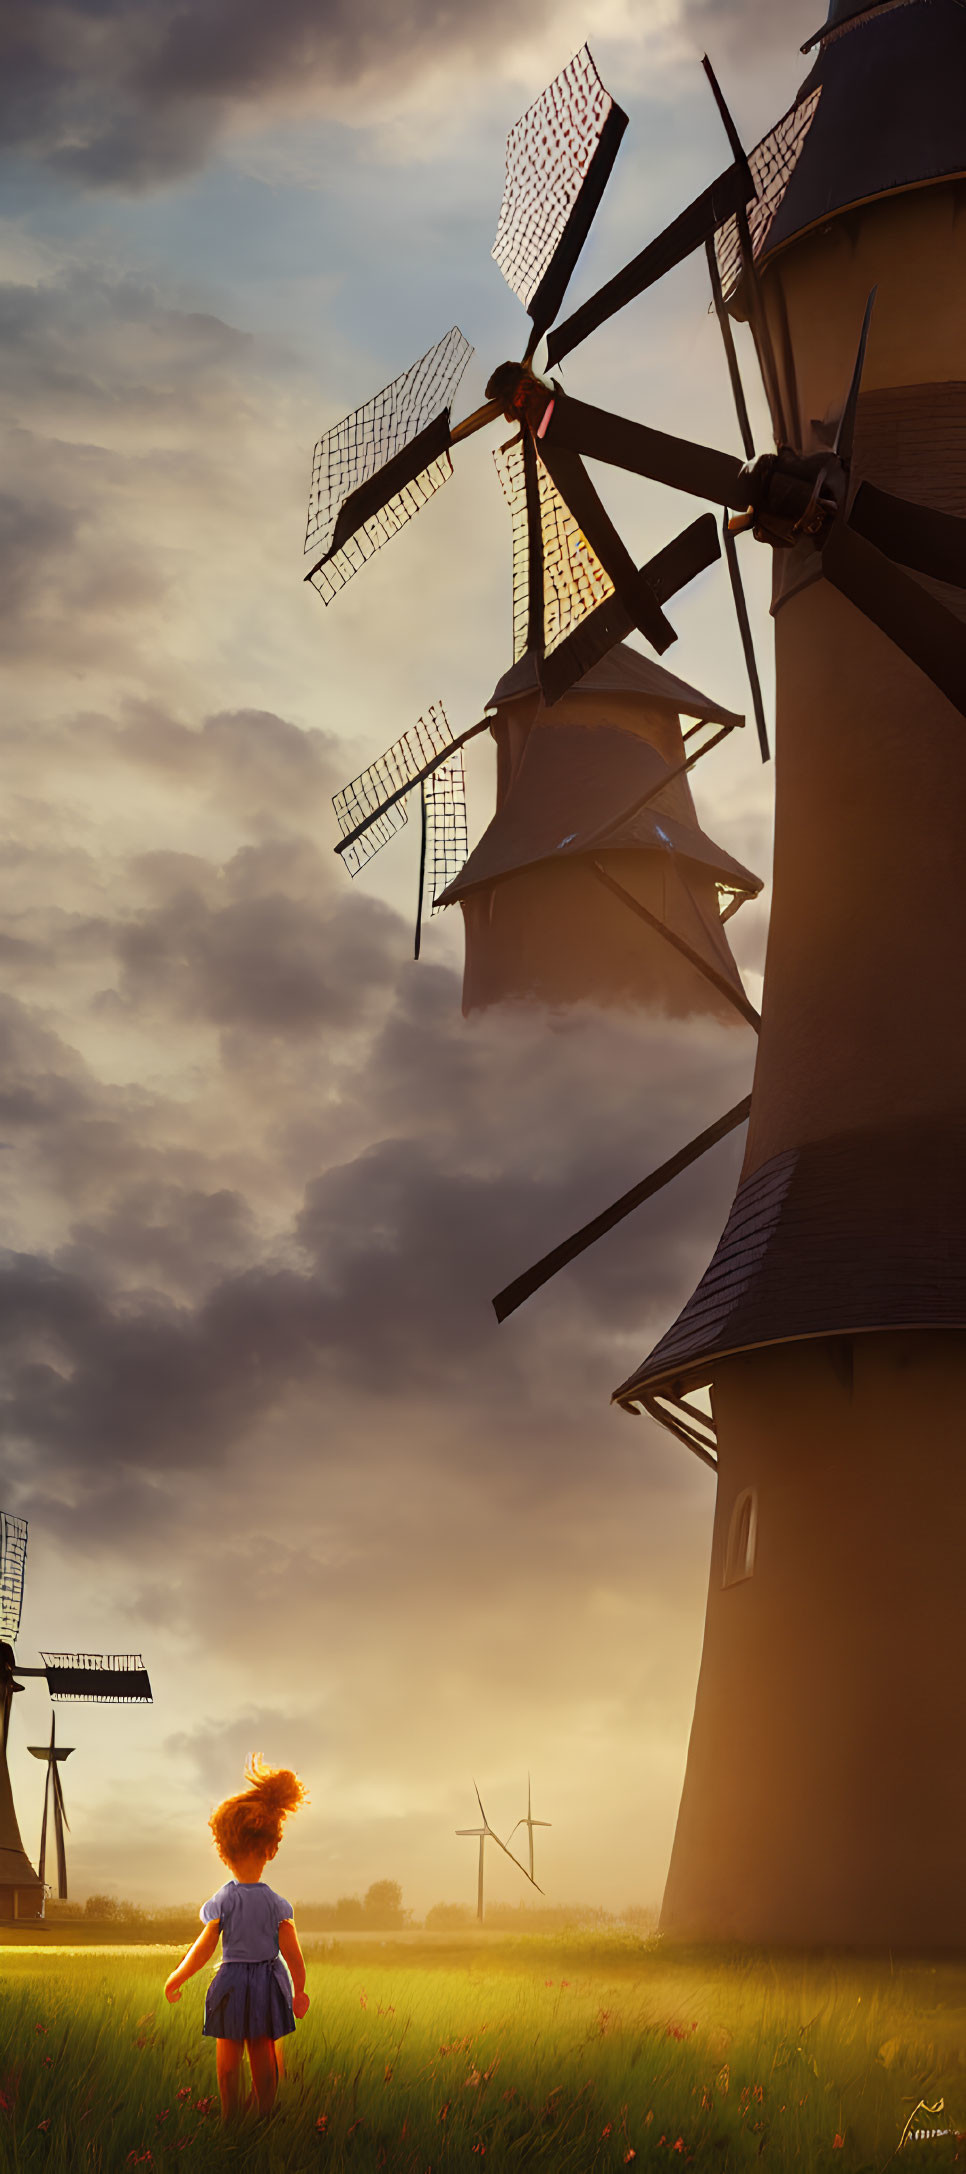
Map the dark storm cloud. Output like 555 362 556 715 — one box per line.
114 844 403 1032
0 986 748 1518
0 0 559 190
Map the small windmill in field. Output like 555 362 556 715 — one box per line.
506 1775 551 1887
456 1781 542 1925
0 1512 152 1919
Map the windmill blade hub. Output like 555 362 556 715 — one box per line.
485 359 550 423
740 447 846 549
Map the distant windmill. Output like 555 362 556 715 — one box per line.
506 1775 551 1886
456 1781 543 1924
0 1512 152 1920
331 647 762 1014
28 1716 73 1902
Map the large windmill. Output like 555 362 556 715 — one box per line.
0 1513 153 1918
316 47 768 1011
495 0 966 1947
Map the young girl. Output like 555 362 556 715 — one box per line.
164 1754 309 2118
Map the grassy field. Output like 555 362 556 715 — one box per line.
0 1934 962 2171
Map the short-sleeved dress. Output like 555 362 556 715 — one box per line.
199 1879 296 2041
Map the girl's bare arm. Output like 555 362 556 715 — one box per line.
165 1920 221 2001
278 1918 309 2013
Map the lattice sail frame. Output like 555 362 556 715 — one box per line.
305 329 472 606
494 435 615 662
425 750 468 909
714 90 822 303
492 45 614 311
334 703 457 876
41 1652 152 1704
0 1511 27 1639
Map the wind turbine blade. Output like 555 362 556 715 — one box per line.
493 1096 752 1321
37 1764 50 1891
52 1767 68 1899
833 288 877 465
488 1829 545 1892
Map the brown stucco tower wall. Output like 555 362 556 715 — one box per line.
615 0 966 1947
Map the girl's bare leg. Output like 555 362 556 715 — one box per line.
215 2037 246 2120
247 2036 280 2114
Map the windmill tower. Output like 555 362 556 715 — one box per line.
506 1775 551 1886
606 0 966 1947
0 1513 153 1918
489 0 966 1947
28 1717 74 1902
312 48 763 1016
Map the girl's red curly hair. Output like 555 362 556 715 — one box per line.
209 1754 309 1864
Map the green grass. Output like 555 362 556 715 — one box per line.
0 1935 962 2170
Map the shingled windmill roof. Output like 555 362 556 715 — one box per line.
760 0 966 267
485 643 744 724
612 1119 966 1410
437 718 760 903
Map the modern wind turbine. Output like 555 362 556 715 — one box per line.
455 1781 543 1924
506 1775 551 1886
28 1715 73 1902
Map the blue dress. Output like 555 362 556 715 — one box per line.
199 1880 296 2041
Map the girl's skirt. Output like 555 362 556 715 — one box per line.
203 1957 295 2041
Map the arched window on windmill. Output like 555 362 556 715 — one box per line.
722 1487 757 1588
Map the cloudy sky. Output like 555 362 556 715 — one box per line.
1 0 820 1917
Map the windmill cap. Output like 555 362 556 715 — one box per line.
758 0 966 267
436 716 760 905
613 1116 966 1412
485 642 743 729
801 0 912 52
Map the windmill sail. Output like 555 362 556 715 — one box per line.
333 703 457 875
494 435 615 664
0 1513 27 1640
492 45 628 337
714 89 822 302
305 328 473 603
425 749 468 909
40 1652 153 1703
